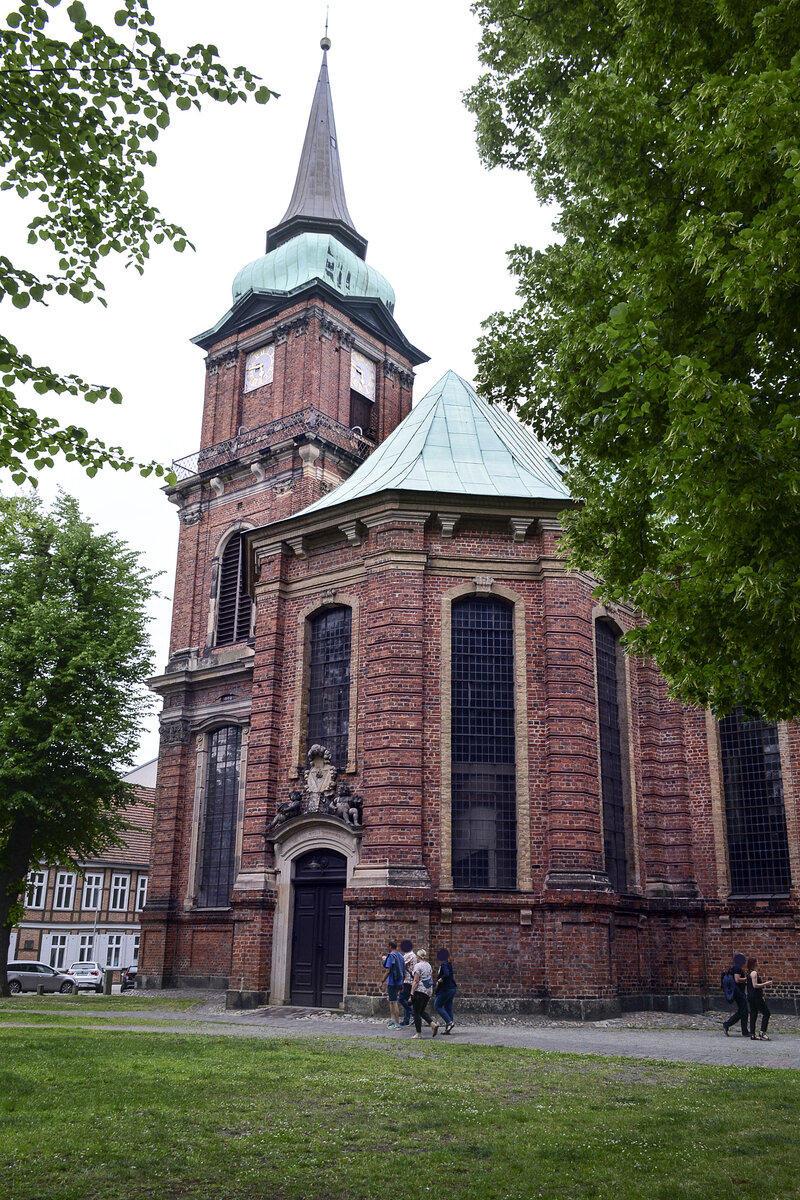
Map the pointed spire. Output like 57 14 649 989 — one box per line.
265 41 368 260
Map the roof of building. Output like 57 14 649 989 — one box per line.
110 794 154 868
298 369 570 517
232 231 395 311
265 48 367 260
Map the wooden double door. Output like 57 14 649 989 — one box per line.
290 849 347 1007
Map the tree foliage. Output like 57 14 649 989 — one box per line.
466 0 800 719
0 492 154 993
0 0 273 485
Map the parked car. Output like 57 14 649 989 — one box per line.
6 961 76 994
120 964 137 992
64 961 105 993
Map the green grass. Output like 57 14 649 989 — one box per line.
0 992 202 1013
1 1029 799 1200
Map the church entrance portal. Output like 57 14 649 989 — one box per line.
290 849 347 1007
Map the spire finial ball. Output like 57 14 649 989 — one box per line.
320 35 331 51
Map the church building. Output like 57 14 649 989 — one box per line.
140 44 800 1017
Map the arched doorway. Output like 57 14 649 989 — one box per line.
290 849 347 1007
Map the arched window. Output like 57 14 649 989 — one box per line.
595 619 629 892
197 726 242 908
216 532 251 646
306 606 352 769
451 595 517 889
720 709 791 895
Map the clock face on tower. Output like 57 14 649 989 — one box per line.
350 350 376 400
243 344 275 393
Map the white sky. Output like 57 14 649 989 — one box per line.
1 0 555 763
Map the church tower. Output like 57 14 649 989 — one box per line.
141 43 427 992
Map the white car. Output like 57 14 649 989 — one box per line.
65 961 105 992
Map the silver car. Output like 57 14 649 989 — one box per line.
64 961 105 992
7 961 76 994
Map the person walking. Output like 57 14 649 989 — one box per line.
746 956 772 1041
399 939 417 1027
433 948 457 1034
409 949 439 1038
382 941 405 1030
722 952 749 1037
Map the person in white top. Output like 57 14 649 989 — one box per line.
409 948 439 1038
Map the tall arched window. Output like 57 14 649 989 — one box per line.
451 595 517 889
595 619 629 892
306 606 352 769
720 709 791 895
216 532 252 646
197 726 242 908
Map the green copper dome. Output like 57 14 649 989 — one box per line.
232 232 396 312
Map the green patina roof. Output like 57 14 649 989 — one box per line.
232 231 395 310
300 369 570 517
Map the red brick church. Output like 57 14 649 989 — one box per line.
140 44 800 1017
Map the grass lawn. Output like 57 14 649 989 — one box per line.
0 992 202 1014
2 1028 798 1200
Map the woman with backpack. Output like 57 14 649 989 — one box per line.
433 948 457 1034
409 949 439 1038
746 956 773 1041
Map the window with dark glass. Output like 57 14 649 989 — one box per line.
306 606 352 769
720 708 791 895
197 726 242 908
216 532 251 646
595 620 629 892
451 595 517 889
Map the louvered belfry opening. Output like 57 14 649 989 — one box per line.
216 533 252 646
197 726 242 909
306 606 352 769
720 708 791 896
451 595 517 890
595 620 628 892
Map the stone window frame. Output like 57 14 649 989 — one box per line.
439 581 532 893
185 719 251 911
591 608 641 893
289 594 360 778
706 713 799 898
206 522 256 652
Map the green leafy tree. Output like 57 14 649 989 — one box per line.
467 0 800 719
1 0 273 485
0 492 154 994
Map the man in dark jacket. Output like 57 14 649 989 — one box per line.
723 952 749 1036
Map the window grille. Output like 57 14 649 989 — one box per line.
720 709 791 895
54 872 75 910
136 875 148 911
82 873 103 910
451 596 517 889
595 620 628 892
78 934 94 962
306 607 352 769
216 532 252 646
197 726 242 908
133 935 140 963
49 935 67 969
26 871 46 909
110 874 130 912
106 935 123 968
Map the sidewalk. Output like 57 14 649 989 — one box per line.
10 992 799 1070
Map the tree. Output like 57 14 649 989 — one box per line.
466 0 800 719
1 0 273 485
0 492 154 994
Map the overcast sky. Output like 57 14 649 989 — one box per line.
1 0 555 764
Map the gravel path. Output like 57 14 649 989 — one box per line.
6 991 800 1069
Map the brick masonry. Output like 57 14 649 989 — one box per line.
139 282 800 1018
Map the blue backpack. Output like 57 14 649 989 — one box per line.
388 950 405 986
721 967 736 1003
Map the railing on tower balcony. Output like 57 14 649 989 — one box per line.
171 407 376 482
